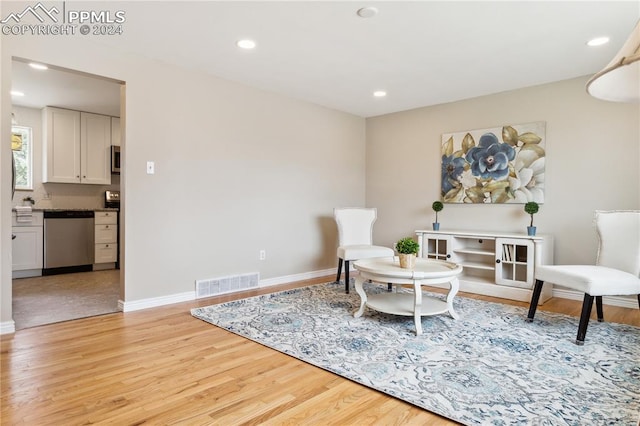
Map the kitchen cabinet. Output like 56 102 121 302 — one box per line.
416 229 553 303
42 107 81 183
111 117 121 146
12 212 44 278
43 107 111 185
81 112 112 184
94 211 118 268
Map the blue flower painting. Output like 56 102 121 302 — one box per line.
441 122 545 204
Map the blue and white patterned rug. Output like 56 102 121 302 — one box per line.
191 281 640 425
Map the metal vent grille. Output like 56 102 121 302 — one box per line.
195 272 259 299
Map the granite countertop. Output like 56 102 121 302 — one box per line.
13 207 119 212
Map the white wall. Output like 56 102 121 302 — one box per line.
366 76 640 265
1 24 366 324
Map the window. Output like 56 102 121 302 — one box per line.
11 126 33 190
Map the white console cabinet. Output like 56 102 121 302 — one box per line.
416 230 553 303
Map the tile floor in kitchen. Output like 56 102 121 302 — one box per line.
12 269 120 330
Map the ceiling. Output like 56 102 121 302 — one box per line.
12 60 122 117
10 1 640 118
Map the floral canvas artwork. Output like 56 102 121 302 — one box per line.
441 122 545 204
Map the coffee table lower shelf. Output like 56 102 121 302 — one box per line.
365 293 450 317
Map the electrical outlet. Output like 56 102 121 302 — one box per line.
42 192 51 200
259 250 266 260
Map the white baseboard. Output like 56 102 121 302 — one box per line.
1 320 16 334
120 267 336 313
259 268 335 287
553 288 639 309
119 291 194 312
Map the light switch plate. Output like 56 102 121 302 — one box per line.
146 161 155 174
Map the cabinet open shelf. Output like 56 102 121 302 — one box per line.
453 248 493 256
459 261 495 271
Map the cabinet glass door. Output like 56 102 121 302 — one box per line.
495 238 534 288
422 234 451 261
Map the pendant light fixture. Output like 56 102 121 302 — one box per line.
586 20 640 103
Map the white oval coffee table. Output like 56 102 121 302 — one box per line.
353 257 463 335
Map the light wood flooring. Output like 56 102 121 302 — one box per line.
2 276 639 425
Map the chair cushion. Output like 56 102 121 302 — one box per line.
337 245 394 261
536 265 640 296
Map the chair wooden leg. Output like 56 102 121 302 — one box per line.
576 294 595 345
595 296 604 322
345 260 350 294
526 279 544 322
335 258 343 284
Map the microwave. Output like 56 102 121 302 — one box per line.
111 146 121 174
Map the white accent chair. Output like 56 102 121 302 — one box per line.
526 210 640 345
334 207 394 294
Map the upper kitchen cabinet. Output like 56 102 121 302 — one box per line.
42 107 80 183
43 107 111 185
111 117 121 146
81 112 111 184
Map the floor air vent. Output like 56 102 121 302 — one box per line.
195 272 259 299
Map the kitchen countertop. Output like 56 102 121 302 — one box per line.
13 208 119 212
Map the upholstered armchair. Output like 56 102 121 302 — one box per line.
334 208 394 294
526 210 640 345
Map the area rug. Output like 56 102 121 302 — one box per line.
191 281 640 425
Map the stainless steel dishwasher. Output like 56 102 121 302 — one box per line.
43 210 95 275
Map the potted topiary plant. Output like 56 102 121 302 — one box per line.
524 201 539 236
432 201 444 230
395 237 420 269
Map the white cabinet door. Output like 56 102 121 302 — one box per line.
12 227 44 271
43 107 81 183
495 238 534 288
81 112 111 185
418 233 452 261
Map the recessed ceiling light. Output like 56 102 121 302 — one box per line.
587 36 610 47
373 91 387 97
237 39 256 49
28 62 48 70
357 7 378 18
11 90 24 97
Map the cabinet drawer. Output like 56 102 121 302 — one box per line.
95 211 117 225
95 243 117 263
95 225 117 244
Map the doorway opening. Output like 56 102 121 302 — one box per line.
10 58 125 330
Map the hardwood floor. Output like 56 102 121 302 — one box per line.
2 276 638 425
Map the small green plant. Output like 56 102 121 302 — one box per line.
432 201 444 222
524 201 539 227
395 237 420 255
